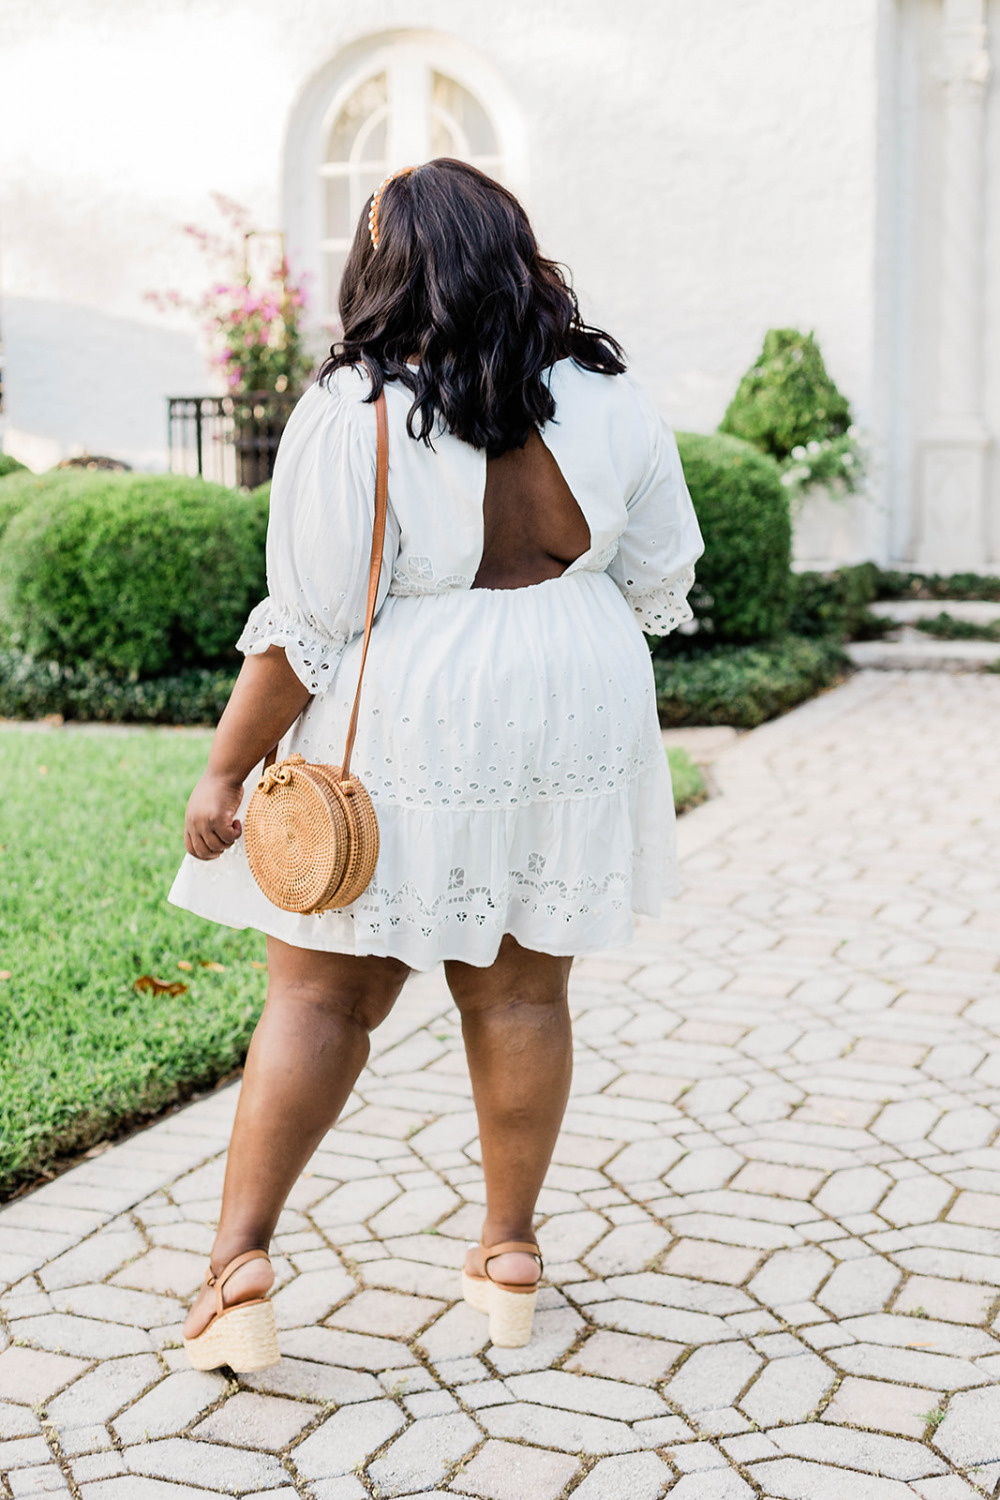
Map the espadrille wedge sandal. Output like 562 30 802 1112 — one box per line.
183 1249 280 1373
462 1238 543 1348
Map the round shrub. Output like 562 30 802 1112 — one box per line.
0 473 268 679
0 468 96 545
675 431 792 645
0 454 27 479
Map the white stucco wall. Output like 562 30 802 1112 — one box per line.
1 0 881 488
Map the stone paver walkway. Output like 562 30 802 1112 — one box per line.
2 670 1000 1500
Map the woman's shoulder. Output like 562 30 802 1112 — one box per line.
547 359 662 452
279 368 379 456
310 363 377 417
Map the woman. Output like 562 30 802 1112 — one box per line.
169 158 703 1365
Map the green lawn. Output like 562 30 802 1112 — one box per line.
667 746 706 815
0 728 266 1197
0 728 705 1198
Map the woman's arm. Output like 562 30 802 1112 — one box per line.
184 645 311 860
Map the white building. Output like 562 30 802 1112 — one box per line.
1 0 998 571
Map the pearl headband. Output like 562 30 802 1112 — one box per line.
368 167 416 251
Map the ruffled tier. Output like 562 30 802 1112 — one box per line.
168 769 674 971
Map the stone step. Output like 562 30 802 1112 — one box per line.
848 627 1000 671
868 598 1000 626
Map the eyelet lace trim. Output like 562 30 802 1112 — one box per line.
353 862 630 936
237 598 348 694
390 555 473 595
621 564 697 635
346 736 665 811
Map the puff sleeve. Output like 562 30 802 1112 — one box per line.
236 373 400 693
606 380 704 637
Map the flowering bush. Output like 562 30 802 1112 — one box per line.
719 328 865 500
779 428 864 498
146 194 313 396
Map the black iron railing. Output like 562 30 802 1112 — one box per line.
168 391 298 489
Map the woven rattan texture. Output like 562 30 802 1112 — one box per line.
245 757 372 914
310 766 380 909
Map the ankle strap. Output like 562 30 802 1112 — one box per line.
482 1240 544 1277
206 1249 270 1319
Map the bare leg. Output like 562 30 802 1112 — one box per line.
444 936 573 1288
184 936 409 1338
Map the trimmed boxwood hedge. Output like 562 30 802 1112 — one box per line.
674 431 791 646
0 472 268 679
654 635 846 729
0 648 238 725
0 467 56 545
789 562 882 639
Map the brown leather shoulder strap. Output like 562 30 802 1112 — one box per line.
340 389 388 783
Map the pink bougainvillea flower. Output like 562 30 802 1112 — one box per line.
145 194 313 396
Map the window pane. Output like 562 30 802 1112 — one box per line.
431 72 498 158
430 107 459 158
326 72 388 163
324 175 351 242
357 110 387 164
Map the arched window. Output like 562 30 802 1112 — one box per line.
285 37 522 332
320 59 505 318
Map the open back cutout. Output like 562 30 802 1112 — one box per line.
472 430 591 590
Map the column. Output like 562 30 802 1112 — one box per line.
917 0 992 572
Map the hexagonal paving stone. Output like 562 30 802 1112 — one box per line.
327 1288 444 1339
452 1438 579 1500
740 1353 834 1426
933 1386 1000 1469
292 1399 406 1480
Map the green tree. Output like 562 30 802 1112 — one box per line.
720 328 852 461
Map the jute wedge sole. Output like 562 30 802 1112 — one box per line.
462 1238 543 1349
183 1249 280 1374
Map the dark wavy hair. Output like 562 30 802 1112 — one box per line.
318 158 626 456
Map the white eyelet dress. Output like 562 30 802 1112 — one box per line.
168 358 704 971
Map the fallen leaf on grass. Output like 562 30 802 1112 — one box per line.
134 975 189 997
38 766 48 775
250 960 267 970
177 960 193 971
200 961 225 972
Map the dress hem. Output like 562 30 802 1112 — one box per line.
166 885 669 972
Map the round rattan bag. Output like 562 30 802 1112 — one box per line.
244 755 379 914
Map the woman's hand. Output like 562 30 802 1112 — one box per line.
181 646 311 859
184 772 245 860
